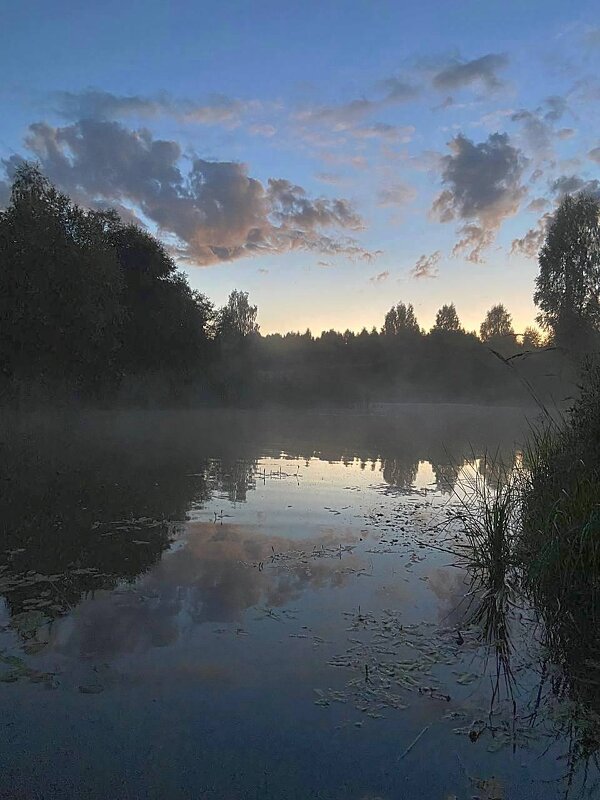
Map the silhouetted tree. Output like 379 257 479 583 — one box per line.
521 326 543 350
105 218 214 379
382 302 420 335
214 290 260 404
534 193 600 351
0 165 213 401
0 166 564 409
480 304 515 345
217 290 259 339
432 303 462 332
0 164 124 394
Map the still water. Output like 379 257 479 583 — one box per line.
0 407 596 799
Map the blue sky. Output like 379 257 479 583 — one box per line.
2 1 599 334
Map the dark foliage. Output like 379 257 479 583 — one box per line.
0 165 214 404
0 166 580 408
535 193 600 352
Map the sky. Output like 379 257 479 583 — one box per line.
1 0 599 335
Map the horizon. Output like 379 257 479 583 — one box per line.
1 1 599 335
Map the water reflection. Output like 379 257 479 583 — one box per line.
381 457 419 491
51 523 364 661
4 407 594 799
0 407 526 632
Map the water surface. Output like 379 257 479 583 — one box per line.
0 407 596 799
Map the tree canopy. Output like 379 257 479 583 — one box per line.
0 165 586 408
0 163 213 399
382 302 420 336
216 290 259 340
432 303 462 333
480 304 515 345
534 193 600 351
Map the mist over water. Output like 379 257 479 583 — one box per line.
1 406 595 799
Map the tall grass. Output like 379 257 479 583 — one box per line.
454 356 600 782
519 360 600 623
451 454 522 697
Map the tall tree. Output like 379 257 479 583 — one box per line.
432 303 462 332
382 302 420 335
217 290 259 340
104 219 214 376
0 165 214 400
480 304 515 344
0 163 124 392
534 193 600 350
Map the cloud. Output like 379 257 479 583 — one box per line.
550 174 600 198
369 270 389 283
571 77 600 103
267 178 363 230
477 108 515 129
432 53 509 92
56 521 365 660
527 197 549 212
53 89 254 128
543 95 567 122
556 127 576 140
378 77 421 103
529 168 544 183
294 78 418 134
510 109 553 155
432 132 527 262
295 98 377 131
350 123 414 143
315 172 344 185
589 146 600 164
410 251 440 279
9 118 375 265
509 95 571 158
511 212 553 258
319 152 368 170
249 123 277 137
377 182 417 207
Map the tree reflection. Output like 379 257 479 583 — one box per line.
206 458 258 502
431 460 461 494
381 457 419 490
0 425 214 626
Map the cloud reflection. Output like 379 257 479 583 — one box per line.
52 522 364 660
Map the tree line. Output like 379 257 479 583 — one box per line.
0 164 598 406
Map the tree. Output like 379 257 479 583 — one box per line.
432 303 462 333
382 302 420 335
479 304 515 344
521 326 543 350
534 193 600 351
104 220 214 376
0 163 124 392
217 290 259 339
213 290 260 404
0 164 214 400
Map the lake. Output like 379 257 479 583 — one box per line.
0 406 597 799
